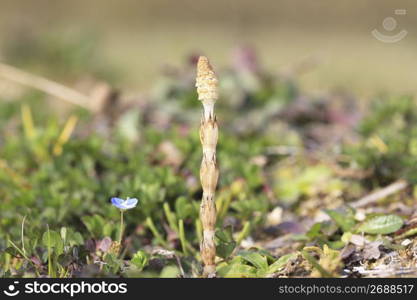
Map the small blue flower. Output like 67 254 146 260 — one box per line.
111 197 138 210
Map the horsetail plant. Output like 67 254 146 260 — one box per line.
196 56 219 277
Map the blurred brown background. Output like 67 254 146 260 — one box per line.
0 0 416 97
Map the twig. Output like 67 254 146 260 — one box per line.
351 179 408 208
0 62 90 108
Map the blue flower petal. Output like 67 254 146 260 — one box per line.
111 197 138 210
111 197 124 209
125 198 138 208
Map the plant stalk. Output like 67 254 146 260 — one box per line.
196 56 219 277
119 210 124 250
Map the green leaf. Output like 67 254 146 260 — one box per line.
104 253 122 273
42 230 64 255
215 227 236 259
325 209 356 232
327 240 345 249
160 265 180 278
239 251 268 271
131 250 149 270
291 234 310 241
163 202 178 232
307 223 322 239
81 215 106 238
178 219 189 256
357 215 404 234
217 262 258 278
267 253 297 274
236 221 251 245
68 232 84 246
60 227 67 244
175 196 196 220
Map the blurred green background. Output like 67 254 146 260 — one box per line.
0 0 416 97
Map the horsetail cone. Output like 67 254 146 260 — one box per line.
196 56 219 277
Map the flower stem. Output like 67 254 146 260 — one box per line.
119 210 124 250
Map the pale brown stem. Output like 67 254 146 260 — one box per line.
0 62 90 108
351 179 408 208
196 56 219 277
